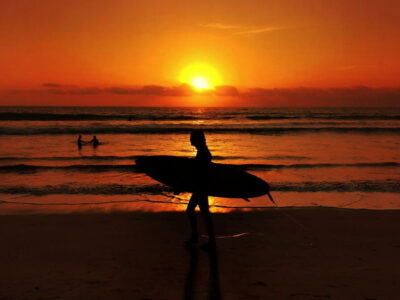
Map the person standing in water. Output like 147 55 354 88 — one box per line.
186 130 216 248
90 135 99 147
77 135 82 149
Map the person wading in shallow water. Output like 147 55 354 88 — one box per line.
77 135 82 149
186 130 216 249
90 135 99 147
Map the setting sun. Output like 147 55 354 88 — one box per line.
192 77 210 90
179 63 222 90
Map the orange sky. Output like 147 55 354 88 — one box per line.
1 0 399 106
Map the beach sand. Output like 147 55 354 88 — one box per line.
1 207 399 299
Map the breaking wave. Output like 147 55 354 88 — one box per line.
2 111 400 121
0 179 399 195
0 162 399 174
1 125 400 135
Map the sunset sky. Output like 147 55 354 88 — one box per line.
1 0 399 106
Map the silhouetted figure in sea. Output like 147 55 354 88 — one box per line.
90 135 99 147
186 130 216 249
77 135 82 149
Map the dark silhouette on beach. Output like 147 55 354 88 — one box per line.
90 135 99 147
186 130 216 248
77 135 82 149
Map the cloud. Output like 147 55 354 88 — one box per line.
199 22 238 30
235 26 282 35
199 22 282 36
213 85 239 96
242 87 400 106
3 84 400 106
41 87 101 95
6 84 198 97
42 83 77 88
104 85 194 97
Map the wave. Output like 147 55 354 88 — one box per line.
0 183 170 195
0 155 141 162
0 180 399 195
0 161 399 174
246 114 400 121
0 164 140 173
2 112 400 121
0 155 246 162
271 180 400 192
0 112 200 121
240 162 400 170
1 126 400 135
0 155 308 162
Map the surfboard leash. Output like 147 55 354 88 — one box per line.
266 192 319 247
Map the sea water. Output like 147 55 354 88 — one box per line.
0 106 399 214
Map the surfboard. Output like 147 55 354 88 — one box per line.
135 155 274 201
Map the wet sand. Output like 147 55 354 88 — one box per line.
0 207 399 299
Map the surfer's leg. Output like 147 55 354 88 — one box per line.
186 194 199 243
199 195 216 246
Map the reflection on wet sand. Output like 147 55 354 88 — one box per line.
183 246 222 300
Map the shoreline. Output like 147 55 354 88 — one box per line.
1 207 400 299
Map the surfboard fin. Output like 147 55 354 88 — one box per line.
266 191 276 205
243 198 250 202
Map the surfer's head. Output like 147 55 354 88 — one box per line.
190 130 206 147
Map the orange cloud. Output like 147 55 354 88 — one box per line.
2 84 400 107
199 22 283 36
6 83 237 97
42 83 77 88
242 87 400 106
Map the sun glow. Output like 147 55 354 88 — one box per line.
192 77 209 90
179 63 222 90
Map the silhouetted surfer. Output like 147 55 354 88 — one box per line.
186 130 216 249
90 135 99 147
77 135 82 149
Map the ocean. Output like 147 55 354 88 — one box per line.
0 106 399 214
